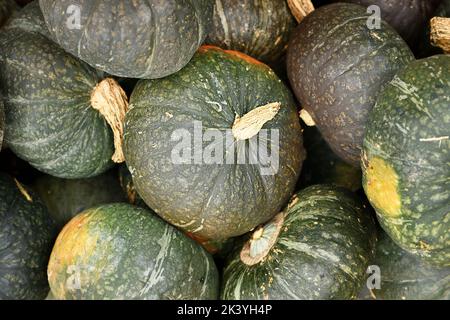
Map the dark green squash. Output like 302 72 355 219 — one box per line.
362 55 450 267
33 170 126 231
221 185 377 300
332 0 442 49
206 0 296 65
359 231 450 300
0 2 129 179
124 46 305 240
38 0 213 79
0 172 56 300
47 203 219 300
287 3 414 166
298 126 362 192
0 0 18 27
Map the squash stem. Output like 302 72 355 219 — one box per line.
431 17 450 54
287 0 315 23
91 78 129 163
232 102 281 141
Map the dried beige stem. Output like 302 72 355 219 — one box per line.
91 78 128 163
299 109 316 126
287 0 315 23
430 17 450 54
232 102 281 141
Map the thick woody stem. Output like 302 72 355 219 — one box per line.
91 78 128 163
287 0 315 23
431 17 450 54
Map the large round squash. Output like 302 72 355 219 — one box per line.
332 0 442 49
124 46 305 240
362 232 450 300
362 55 450 266
221 185 377 300
0 172 56 300
287 3 414 166
0 3 129 179
47 203 219 300
38 0 213 79
206 0 296 64
33 170 126 231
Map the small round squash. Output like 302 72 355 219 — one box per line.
38 0 213 79
221 185 377 300
362 55 450 266
0 3 129 178
287 3 414 166
124 46 305 240
47 203 219 300
0 173 56 300
206 0 296 64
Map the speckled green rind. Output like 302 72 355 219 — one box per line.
124 46 305 240
48 203 219 300
38 0 213 79
332 0 442 49
299 126 362 192
371 232 449 300
206 0 295 65
287 3 414 166
33 170 126 231
0 2 115 179
362 55 450 266
0 0 18 27
221 185 377 300
0 172 56 300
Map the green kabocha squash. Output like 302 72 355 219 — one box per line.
47 203 219 300
287 3 414 166
0 172 56 300
0 2 129 179
360 232 450 300
0 0 18 27
299 126 362 192
124 45 305 240
332 0 442 49
206 0 296 65
38 0 213 79
221 185 377 300
33 170 126 231
362 55 450 266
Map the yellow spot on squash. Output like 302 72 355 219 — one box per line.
14 178 32 202
48 211 99 299
364 157 401 217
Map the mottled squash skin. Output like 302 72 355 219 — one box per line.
206 0 295 64
124 46 305 240
359 232 450 300
39 0 213 79
0 3 115 179
287 3 414 166
47 203 219 300
0 173 56 300
333 0 442 49
33 170 126 231
362 55 450 266
0 0 17 27
221 185 377 300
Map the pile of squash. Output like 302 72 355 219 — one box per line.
0 0 448 300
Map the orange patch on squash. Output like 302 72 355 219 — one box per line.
198 45 268 67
